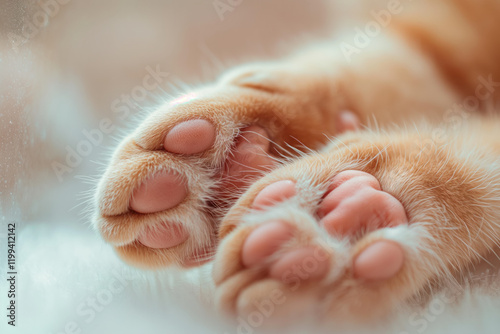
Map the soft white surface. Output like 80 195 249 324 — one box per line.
1 223 500 334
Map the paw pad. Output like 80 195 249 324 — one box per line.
164 119 216 154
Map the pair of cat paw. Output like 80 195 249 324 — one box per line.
94 71 359 269
94 69 465 321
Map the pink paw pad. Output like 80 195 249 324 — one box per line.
241 181 297 267
269 246 329 281
242 221 329 283
130 122 281 254
164 119 216 154
138 222 188 249
130 171 188 214
242 221 293 267
225 126 274 176
220 126 277 193
252 180 296 210
353 241 404 280
241 170 407 283
318 171 408 236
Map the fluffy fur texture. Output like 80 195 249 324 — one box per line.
92 0 500 326
214 122 500 322
3 0 500 332
91 0 500 326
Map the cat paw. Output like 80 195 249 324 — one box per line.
213 127 494 323
93 67 360 268
214 170 411 321
95 113 276 268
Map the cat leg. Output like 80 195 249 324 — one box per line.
214 119 500 323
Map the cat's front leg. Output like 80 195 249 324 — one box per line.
213 119 500 323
